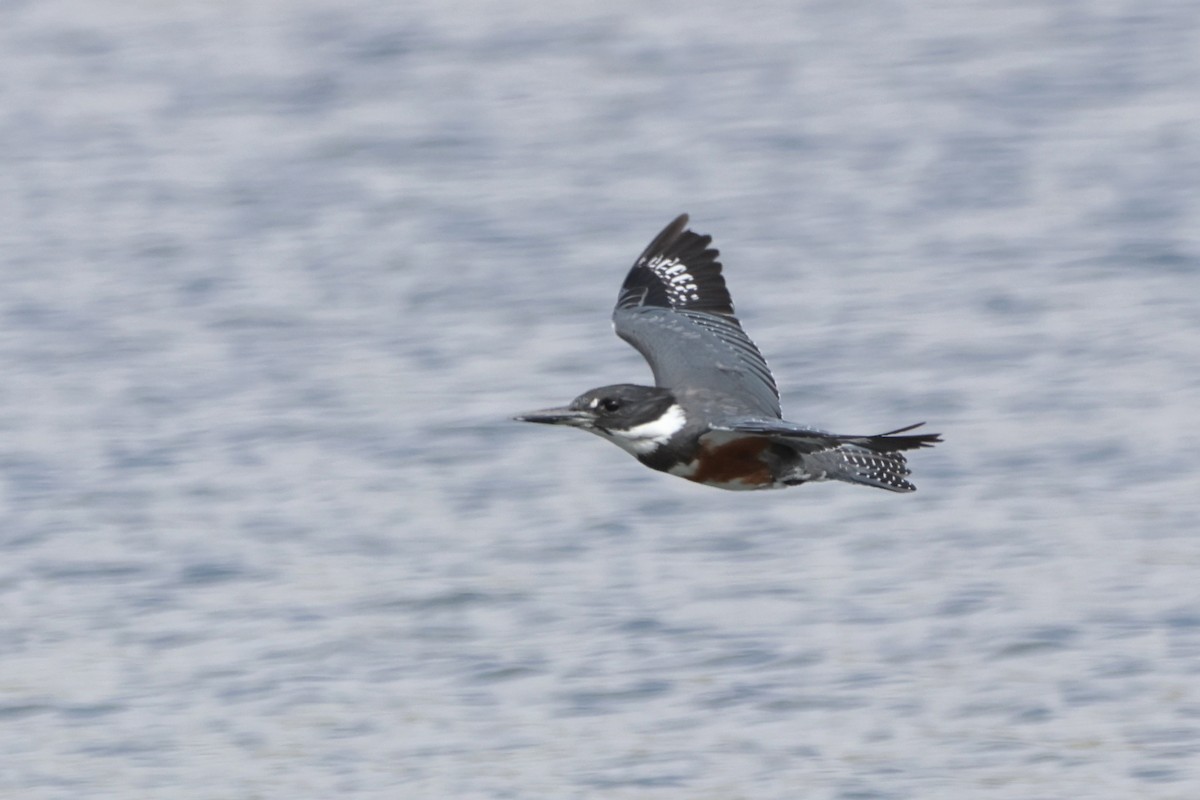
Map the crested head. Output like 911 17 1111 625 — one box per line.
515 384 685 457
510 384 688 458
570 384 687 457
568 383 676 427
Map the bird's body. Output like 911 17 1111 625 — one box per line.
515 215 941 492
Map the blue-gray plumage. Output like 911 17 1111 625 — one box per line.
516 214 941 492
614 215 781 419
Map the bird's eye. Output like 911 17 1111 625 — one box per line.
599 398 621 413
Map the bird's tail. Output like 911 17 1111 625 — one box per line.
805 424 941 493
806 446 919 492
849 422 943 453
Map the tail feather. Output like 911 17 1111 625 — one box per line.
807 423 941 490
849 422 942 454
807 446 919 493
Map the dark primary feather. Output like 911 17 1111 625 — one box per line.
613 214 782 418
711 418 943 455
617 214 734 315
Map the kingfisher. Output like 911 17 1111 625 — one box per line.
514 214 941 492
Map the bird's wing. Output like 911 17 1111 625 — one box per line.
612 214 781 418
707 418 941 454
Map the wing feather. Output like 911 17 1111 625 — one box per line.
708 418 942 453
612 215 781 418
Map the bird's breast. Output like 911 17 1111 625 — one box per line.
667 435 780 490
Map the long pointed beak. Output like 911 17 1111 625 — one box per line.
513 406 596 427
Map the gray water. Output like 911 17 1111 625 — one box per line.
3 1 1200 798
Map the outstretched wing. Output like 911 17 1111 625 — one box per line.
612 214 781 418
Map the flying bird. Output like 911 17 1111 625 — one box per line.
515 215 940 491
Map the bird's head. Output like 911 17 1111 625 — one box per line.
514 384 686 456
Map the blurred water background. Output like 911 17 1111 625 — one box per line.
3 1 1200 798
